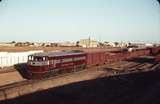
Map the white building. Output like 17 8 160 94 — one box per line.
79 39 98 48
59 42 76 47
0 50 43 69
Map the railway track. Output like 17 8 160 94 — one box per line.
0 67 88 90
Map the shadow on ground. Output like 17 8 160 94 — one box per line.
2 63 160 104
14 63 29 79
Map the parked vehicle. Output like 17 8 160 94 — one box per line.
148 46 160 55
155 55 160 62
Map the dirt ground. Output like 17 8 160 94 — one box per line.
0 46 118 52
0 56 160 104
0 71 25 87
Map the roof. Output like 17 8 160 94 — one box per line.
31 51 85 57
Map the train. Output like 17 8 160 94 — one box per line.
155 55 160 62
27 47 160 79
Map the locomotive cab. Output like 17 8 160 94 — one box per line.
28 55 49 65
27 55 49 79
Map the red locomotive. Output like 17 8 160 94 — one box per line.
27 51 86 79
27 47 159 79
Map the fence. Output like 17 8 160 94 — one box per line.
0 50 43 69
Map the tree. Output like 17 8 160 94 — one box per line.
114 42 119 47
128 42 132 46
76 41 80 47
11 41 16 44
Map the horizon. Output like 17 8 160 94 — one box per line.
0 0 160 42
0 39 160 44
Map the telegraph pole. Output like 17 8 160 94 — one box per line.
89 36 91 48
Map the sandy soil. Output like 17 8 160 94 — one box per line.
0 71 25 86
0 46 118 52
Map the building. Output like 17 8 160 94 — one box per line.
104 42 117 47
0 50 43 69
0 42 16 47
78 39 98 48
59 42 76 47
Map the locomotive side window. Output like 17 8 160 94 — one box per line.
33 57 44 61
54 60 60 63
28 55 33 61
62 58 73 63
43 57 45 61
50 60 54 65
53 59 60 67
74 56 86 61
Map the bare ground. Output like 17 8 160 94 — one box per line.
0 46 118 52
0 71 25 86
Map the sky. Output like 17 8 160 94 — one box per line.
0 0 160 43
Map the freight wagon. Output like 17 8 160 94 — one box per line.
86 51 106 67
149 46 160 55
155 55 160 62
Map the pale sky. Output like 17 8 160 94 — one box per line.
0 0 160 42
